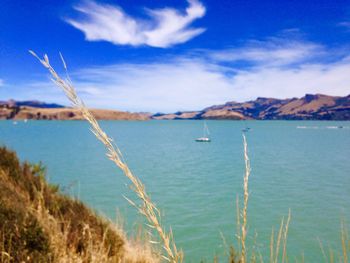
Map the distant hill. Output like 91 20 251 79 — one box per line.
152 94 350 120
0 100 150 120
2 95 350 121
0 99 64 109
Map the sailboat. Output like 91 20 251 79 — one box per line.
195 121 211 142
242 127 251 133
242 120 251 133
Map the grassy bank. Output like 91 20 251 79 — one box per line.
0 146 157 263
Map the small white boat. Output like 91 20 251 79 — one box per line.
242 120 251 132
195 137 211 142
195 122 211 142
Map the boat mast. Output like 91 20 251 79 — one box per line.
204 121 210 138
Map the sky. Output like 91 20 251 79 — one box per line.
1 0 350 112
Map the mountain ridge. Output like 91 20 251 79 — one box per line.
2 94 350 120
153 94 350 120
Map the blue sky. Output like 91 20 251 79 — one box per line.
1 0 350 112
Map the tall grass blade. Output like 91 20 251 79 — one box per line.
240 133 251 263
30 51 181 263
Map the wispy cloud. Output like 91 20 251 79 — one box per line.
51 40 350 111
338 21 350 32
338 21 350 28
209 39 324 67
229 60 350 101
65 0 206 48
71 59 234 112
7 38 350 112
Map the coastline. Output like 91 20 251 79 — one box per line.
1 93 350 121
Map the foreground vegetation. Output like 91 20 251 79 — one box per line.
0 147 156 262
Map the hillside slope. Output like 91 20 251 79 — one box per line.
152 94 350 120
2 94 350 121
0 147 156 262
0 100 150 120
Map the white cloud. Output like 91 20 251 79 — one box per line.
56 43 347 111
229 61 350 101
9 39 350 112
209 39 324 66
338 21 350 29
71 59 234 112
66 0 206 48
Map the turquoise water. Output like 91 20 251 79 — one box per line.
0 120 349 262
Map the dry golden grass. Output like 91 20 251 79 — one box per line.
30 51 181 263
0 146 158 263
269 210 291 263
233 134 252 263
240 134 251 263
341 220 349 263
233 134 292 263
234 135 348 263
317 221 350 263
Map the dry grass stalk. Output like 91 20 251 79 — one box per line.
235 134 293 263
317 221 349 263
341 220 349 263
30 51 181 263
318 237 328 262
274 217 284 263
220 231 230 257
282 210 291 263
269 211 291 263
270 228 274 263
240 133 251 263
236 195 241 253
249 232 259 263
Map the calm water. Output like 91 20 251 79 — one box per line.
0 120 349 262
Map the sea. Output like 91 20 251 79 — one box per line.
0 120 349 262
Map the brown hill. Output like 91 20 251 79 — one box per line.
152 94 350 120
2 95 350 121
0 102 150 121
0 147 156 262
